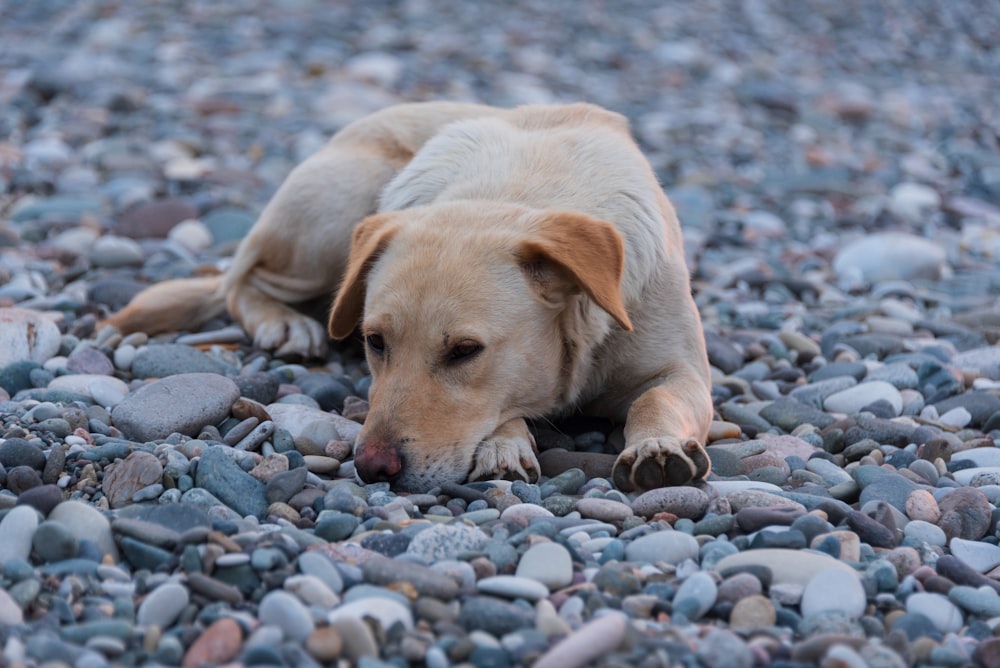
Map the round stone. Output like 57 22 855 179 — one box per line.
631 486 709 519
31 521 78 563
800 567 867 619
48 500 119 561
103 451 164 509
477 575 550 601
905 592 964 633
729 594 776 630
0 505 40 563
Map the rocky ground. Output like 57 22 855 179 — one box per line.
2 1 1000 666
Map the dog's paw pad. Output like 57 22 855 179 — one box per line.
612 437 710 492
469 436 540 483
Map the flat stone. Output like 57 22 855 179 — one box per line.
575 497 634 523
0 588 23 626
936 487 992 541
112 373 240 442
116 198 198 239
283 574 338 608
951 346 1000 380
631 486 708 519
672 571 717 620
477 575 550 601
716 549 860 587
624 530 699 564
361 554 460 600
48 374 129 407
824 381 903 416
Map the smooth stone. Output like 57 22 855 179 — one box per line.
47 500 119 561
729 594 776 630
832 232 947 284
297 551 345 595
31 521 78 563
904 489 940 523
258 590 315 642
137 583 189 628
631 486 708 519
194 447 268 518
905 592 964 633
181 617 242 668
1 439 45 472
111 373 240 442
266 402 362 450
624 530 699 564
16 484 63 515
949 538 1000 573
575 497 633 523
532 611 627 668
800 568 867 619
672 571 717 620
116 198 198 238
951 346 1000 380
0 308 61 367
477 575 550 601
903 520 947 547
757 398 836 431
283 574 338 608
824 381 903 416
948 586 1000 618
328 596 413 632
91 235 145 267
951 447 1000 468
405 522 488 562
516 542 573 590
500 503 554 526
952 466 1000 486
0 505 39 562
0 588 24 626
716 549 860 587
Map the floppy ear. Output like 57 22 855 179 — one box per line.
328 213 400 340
518 211 633 331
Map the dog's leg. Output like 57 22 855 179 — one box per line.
612 379 713 492
469 418 540 483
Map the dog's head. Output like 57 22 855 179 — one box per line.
328 201 632 491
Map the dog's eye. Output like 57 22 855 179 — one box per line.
448 342 483 363
365 334 385 355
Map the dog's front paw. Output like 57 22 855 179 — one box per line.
253 314 329 359
612 437 710 492
469 434 540 483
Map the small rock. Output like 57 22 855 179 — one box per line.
624 530 699 564
905 592 963 633
800 568 867 619
182 616 242 668
137 583 189 628
103 451 163 508
631 486 708 519
516 542 573 590
0 308 61 367
258 590 315 642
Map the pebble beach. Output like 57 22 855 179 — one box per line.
2 1 1000 666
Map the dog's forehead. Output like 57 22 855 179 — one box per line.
363 236 527 336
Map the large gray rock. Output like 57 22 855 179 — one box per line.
111 373 239 442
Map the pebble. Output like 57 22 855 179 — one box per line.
631 486 708 519
949 538 1000 573
136 583 189 628
515 541 573 590
824 381 903 416
0 505 39 562
905 593 964 633
477 575 550 601
532 611 627 668
800 567 867 619
258 590 315 642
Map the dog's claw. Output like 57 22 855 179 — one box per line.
469 435 540 483
255 315 329 359
612 436 710 492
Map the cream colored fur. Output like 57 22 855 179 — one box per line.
106 102 713 492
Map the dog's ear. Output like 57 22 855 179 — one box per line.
328 213 400 340
519 211 633 331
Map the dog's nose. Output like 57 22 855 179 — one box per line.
353 440 403 484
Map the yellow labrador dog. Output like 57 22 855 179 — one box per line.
106 102 713 493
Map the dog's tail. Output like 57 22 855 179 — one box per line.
102 274 227 336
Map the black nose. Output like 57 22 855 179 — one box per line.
353 439 403 484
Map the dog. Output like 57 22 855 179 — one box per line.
106 102 714 493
